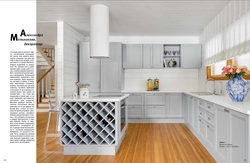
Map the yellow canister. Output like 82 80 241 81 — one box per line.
147 78 153 91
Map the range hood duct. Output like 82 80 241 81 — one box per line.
90 4 109 58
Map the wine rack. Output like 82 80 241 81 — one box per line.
60 101 116 146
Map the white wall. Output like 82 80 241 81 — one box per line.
56 22 85 99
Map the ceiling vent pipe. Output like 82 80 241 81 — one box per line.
90 4 109 58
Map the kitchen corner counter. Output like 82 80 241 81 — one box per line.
184 92 250 115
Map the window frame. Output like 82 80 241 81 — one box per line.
206 59 250 80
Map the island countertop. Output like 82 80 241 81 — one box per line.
59 93 129 102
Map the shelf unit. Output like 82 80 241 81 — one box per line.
163 44 181 68
60 101 116 146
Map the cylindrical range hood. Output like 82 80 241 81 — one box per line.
90 4 109 58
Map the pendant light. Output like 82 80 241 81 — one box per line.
90 4 109 58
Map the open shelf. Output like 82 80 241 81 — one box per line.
60 101 116 146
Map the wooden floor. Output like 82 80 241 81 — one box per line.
37 112 216 163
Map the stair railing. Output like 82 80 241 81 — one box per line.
37 65 55 105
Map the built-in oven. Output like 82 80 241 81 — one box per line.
120 100 126 132
120 99 126 134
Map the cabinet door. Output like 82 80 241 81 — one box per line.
193 98 198 131
166 93 182 117
152 44 163 68
101 42 123 93
188 96 193 126
181 44 201 68
229 110 248 163
123 44 143 68
182 94 188 121
79 42 100 93
215 105 229 162
127 93 144 105
198 117 206 138
143 44 152 68
128 106 144 118
145 93 165 105
206 122 215 149
145 106 165 118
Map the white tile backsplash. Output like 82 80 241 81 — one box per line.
124 69 199 91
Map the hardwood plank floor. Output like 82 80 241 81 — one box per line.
37 112 216 163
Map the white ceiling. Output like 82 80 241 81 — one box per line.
36 0 230 46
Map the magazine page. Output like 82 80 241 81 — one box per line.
0 1 36 163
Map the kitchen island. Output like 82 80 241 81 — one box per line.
59 94 129 155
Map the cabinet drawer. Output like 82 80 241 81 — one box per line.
205 112 215 127
198 99 205 108
127 94 144 105
145 106 165 118
145 94 165 105
198 108 205 119
205 102 215 115
128 106 144 118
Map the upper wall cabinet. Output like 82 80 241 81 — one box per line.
123 44 143 68
143 44 163 68
181 44 201 68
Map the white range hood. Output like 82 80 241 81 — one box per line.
90 4 109 58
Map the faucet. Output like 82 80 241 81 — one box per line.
206 78 215 94
206 78 223 95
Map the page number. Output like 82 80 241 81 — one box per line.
4 159 7 161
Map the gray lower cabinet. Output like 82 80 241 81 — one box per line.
79 42 123 93
123 44 143 68
182 94 188 121
166 93 182 117
127 93 166 118
215 104 249 163
127 93 144 118
181 44 201 68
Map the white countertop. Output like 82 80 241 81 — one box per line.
184 92 250 115
60 94 129 102
121 90 250 115
121 90 186 93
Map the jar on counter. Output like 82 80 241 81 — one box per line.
147 78 153 91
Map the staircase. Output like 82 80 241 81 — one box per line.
36 47 56 112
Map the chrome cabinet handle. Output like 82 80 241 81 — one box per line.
208 106 210 108
207 125 210 128
208 117 210 120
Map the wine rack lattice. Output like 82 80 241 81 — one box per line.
60 101 116 145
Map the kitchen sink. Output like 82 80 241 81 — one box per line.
191 92 214 95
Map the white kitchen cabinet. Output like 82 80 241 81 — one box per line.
79 42 100 93
127 93 144 105
166 93 182 117
193 97 198 131
198 117 206 138
187 96 193 126
128 106 144 118
127 93 144 118
145 106 165 118
123 44 143 68
215 105 249 163
153 44 164 68
181 44 201 68
101 42 123 93
145 93 165 105
79 42 123 93
229 109 248 163
206 122 215 149
182 94 188 121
